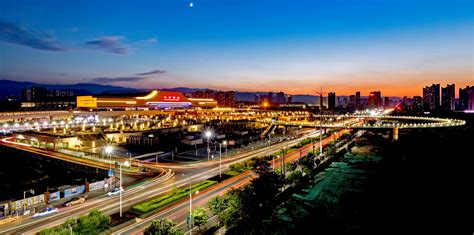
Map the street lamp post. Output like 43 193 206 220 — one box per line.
223 140 228 157
183 173 193 235
119 160 130 217
105 146 113 171
219 143 222 178
204 130 213 161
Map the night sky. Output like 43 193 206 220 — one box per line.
1 0 473 96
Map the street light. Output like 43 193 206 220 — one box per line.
105 146 113 171
119 160 130 217
222 140 228 157
204 130 213 161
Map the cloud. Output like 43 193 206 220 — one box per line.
139 37 157 44
0 20 67 52
90 76 146 84
85 36 128 55
136 69 166 76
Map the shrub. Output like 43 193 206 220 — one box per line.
132 180 217 214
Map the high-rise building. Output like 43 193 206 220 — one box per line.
441 84 455 111
192 90 215 99
384 97 390 107
19 86 75 110
342 97 348 108
21 86 73 101
276 92 286 103
459 86 474 110
349 95 356 107
21 88 31 101
224 91 235 107
193 90 234 107
30 86 48 101
328 92 336 110
211 91 235 107
368 91 382 107
423 84 440 111
268 92 274 103
413 96 423 113
355 91 361 109
254 94 260 102
215 92 226 107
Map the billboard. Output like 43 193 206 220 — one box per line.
89 180 105 192
49 191 61 203
76 96 97 108
63 185 85 198
10 195 45 211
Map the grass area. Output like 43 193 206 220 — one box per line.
132 180 217 214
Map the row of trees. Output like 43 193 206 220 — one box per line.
208 163 284 234
40 210 111 235
144 207 209 235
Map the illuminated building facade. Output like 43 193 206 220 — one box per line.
77 90 217 109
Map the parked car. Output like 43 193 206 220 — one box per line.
106 187 124 197
63 196 86 207
32 207 59 218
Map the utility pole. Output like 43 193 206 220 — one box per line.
119 163 122 217
219 143 222 178
188 177 193 235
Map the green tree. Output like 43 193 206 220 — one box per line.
76 210 110 234
285 162 297 172
40 210 110 235
287 169 303 186
144 218 183 235
191 207 208 229
208 196 227 215
223 163 284 234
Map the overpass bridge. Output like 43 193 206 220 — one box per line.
258 115 466 140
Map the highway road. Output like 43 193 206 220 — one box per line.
0 137 146 176
113 130 350 235
0 129 327 234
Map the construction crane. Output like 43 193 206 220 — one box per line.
315 88 326 162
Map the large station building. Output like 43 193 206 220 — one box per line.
77 90 217 109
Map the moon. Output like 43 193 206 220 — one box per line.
189 2 193 8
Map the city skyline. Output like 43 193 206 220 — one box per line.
1 0 473 97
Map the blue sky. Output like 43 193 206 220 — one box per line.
0 0 473 96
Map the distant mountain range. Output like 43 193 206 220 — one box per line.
0 80 138 98
0 80 401 103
